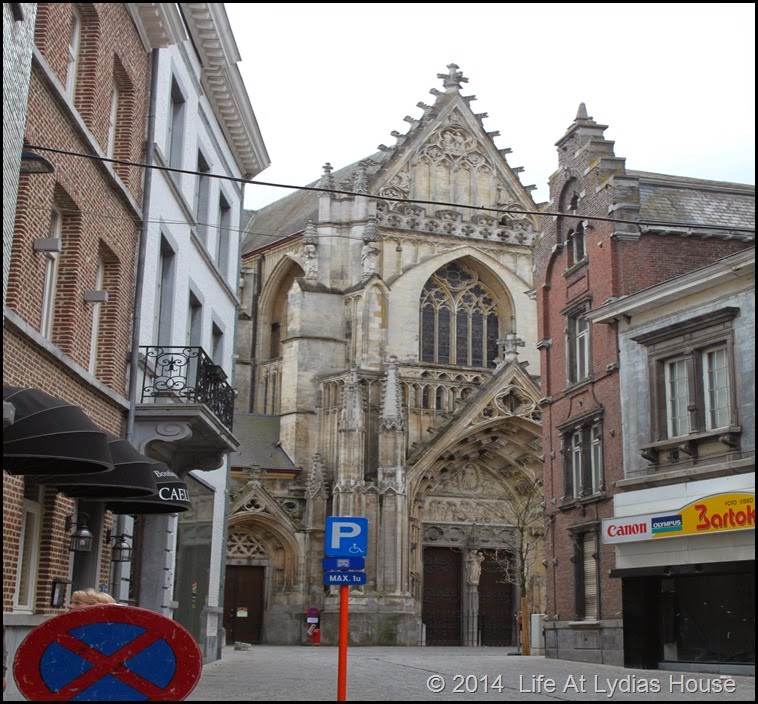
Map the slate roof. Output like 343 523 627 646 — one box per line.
229 414 298 471
242 152 388 255
631 171 755 234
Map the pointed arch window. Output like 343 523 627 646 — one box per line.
419 262 501 368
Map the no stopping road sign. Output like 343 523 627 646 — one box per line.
13 604 202 701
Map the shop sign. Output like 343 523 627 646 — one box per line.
602 492 754 544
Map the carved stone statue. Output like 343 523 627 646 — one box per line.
465 550 485 585
361 241 380 278
303 243 318 279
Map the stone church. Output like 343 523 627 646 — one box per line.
229 65 545 647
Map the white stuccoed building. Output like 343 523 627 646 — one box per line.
113 3 269 662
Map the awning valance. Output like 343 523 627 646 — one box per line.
35 435 158 499
3 386 112 476
104 463 192 514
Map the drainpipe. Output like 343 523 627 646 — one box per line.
111 48 160 599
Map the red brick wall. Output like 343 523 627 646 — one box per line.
4 2 150 614
535 114 752 646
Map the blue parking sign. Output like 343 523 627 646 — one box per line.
325 516 368 557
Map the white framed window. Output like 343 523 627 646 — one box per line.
106 86 120 158
41 208 62 339
664 356 690 438
566 303 590 383
89 258 105 375
65 7 82 99
15 484 42 611
567 223 586 267
591 423 603 494
635 308 740 463
571 430 582 499
704 346 730 430
562 417 604 500
194 151 212 245
167 78 186 169
216 194 231 278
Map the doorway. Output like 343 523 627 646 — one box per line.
422 547 462 645
223 565 264 644
479 550 514 646
422 546 515 646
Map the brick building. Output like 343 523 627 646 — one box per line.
534 104 754 668
3 1 186 674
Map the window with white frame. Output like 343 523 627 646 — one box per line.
41 208 62 339
194 151 212 245
566 301 591 384
562 415 604 500
65 7 82 99
88 257 105 375
216 193 231 278
634 308 739 451
567 223 586 268
155 236 176 346
167 78 186 170
187 292 203 347
106 85 120 158
15 481 42 611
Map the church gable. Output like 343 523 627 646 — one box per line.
371 64 539 244
229 479 303 527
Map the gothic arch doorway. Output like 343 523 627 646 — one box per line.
421 540 515 647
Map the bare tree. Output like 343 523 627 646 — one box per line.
480 464 544 654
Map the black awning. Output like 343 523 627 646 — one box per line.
3 386 113 476
104 463 192 514
35 435 158 499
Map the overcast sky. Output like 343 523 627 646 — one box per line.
224 3 755 212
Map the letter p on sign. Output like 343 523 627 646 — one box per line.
325 516 368 557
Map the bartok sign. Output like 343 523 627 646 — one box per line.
602 492 754 544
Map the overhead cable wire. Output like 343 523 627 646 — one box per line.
24 144 755 236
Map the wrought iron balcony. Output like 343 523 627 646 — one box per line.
139 346 235 430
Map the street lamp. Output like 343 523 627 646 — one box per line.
20 149 55 174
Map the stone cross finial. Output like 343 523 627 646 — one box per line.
319 162 334 190
353 161 369 194
438 63 468 91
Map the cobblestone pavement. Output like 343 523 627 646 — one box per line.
183 645 754 701
5 644 753 701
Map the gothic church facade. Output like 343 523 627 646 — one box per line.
230 66 545 646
